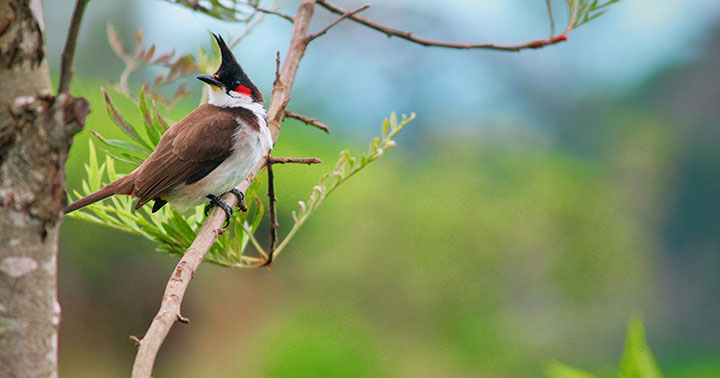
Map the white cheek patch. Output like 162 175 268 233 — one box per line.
208 87 253 108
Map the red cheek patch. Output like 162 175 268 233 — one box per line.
235 85 252 96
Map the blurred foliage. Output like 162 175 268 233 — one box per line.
546 316 663 378
105 24 205 106
546 361 598 378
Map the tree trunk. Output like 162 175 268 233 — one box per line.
0 0 88 376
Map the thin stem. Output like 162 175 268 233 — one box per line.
266 162 278 266
58 0 90 94
284 110 330 133
317 0 571 51
306 4 370 43
257 7 294 23
241 223 267 258
545 0 556 38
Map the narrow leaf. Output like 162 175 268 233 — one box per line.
618 316 663 378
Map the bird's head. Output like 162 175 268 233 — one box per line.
197 34 264 107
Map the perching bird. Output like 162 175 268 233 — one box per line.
64 34 272 223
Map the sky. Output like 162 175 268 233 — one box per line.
45 0 720 135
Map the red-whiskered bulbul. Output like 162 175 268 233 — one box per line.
64 34 272 223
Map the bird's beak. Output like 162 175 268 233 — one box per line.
197 74 223 88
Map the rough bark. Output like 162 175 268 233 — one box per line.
0 0 89 376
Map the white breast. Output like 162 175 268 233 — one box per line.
166 107 272 212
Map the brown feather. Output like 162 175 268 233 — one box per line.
64 172 136 214
132 104 259 209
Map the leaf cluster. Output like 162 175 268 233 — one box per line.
546 316 664 378
106 24 205 107
165 0 261 22
572 0 621 29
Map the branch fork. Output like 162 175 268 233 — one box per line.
305 4 370 43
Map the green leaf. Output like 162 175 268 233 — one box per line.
139 84 162 146
618 316 663 378
90 130 149 156
152 100 171 131
545 361 597 378
101 87 149 150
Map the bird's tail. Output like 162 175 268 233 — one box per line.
64 174 136 214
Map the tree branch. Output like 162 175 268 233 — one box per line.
305 4 370 43
284 110 329 133
265 162 278 267
317 0 570 51
544 0 556 38
57 0 90 94
131 1 319 376
268 156 322 165
256 6 294 23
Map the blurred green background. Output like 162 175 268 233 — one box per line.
47 0 720 376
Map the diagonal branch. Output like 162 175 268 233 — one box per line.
131 1 319 377
317 0 571 51
58 0 90 94
284 110 329 133
257 6 295 23
268 156 322 165
306 4 370 43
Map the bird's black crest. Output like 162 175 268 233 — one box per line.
210 33 263 102
212 34 244 80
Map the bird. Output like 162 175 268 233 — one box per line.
64 33 272 224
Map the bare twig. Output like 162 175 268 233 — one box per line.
273 51 283 90
257 7 294 23
265 162 278 267
131 1 319 376
284 110 329 133
317 0 570 51
306 4 370 43
57 0 90 94
232 1 290 47
268 156 322 165
545 0 556 38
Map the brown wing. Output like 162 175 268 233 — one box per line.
132 104 239 209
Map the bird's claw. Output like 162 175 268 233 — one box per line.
229 188 248 212
205 194 233 227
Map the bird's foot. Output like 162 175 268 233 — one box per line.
205 194 233 227
229 188 248 212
